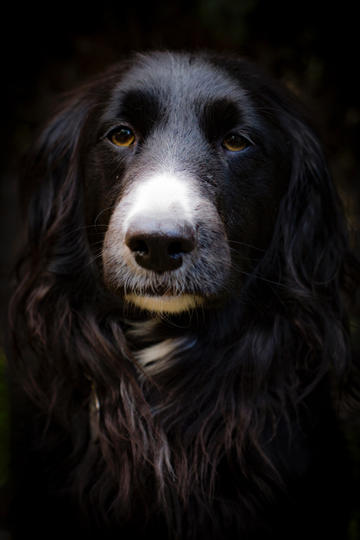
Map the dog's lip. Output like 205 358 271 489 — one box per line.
125 292 204 313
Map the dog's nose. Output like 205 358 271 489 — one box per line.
125 219 196 273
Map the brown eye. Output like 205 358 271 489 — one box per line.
222 133 249 152
109 126 135 147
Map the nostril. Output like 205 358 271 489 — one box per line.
168 241 183 258
127 236 149 255
168 237 195 258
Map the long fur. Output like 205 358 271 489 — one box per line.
9 51 360 539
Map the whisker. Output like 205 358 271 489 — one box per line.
94 206 116 227
229 240 266 252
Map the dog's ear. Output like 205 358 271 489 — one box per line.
240 67 349 302
9 88 97 405
265 97 357 390
21 90 93 267
277 115 348 294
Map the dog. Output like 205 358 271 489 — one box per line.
9 50 359 539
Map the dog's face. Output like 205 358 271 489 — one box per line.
83 53 291 313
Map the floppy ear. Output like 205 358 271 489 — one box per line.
278 116 349 295
21 90 94 276
261 101 356 390
9 89 98 401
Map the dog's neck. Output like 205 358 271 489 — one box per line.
126 317 197 376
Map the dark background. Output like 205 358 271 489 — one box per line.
1 0 359 536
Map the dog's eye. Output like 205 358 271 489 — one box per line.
222 133 249 152
108 127 136 147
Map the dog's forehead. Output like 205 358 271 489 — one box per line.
113 52 246 106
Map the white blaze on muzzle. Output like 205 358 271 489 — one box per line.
123 171 196 228
102 168 229 314
104 170 203 313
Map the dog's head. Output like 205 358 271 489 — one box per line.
20 51 348 316
95 53 293 313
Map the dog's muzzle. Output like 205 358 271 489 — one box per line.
102 171 231 313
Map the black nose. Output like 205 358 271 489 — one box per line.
125 219 196 273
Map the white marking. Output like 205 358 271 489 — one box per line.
135 339 180 369
125 293 203 313
123 172 194 229
125 318 160 339
135 336 197 375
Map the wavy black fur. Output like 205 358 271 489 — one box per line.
9 51 360 540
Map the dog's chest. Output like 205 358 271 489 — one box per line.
89 319 196 439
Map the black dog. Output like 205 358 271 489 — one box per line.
10 51 359 539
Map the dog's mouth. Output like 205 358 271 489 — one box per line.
124 291 204 314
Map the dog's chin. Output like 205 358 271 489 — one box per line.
125 293 204 314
